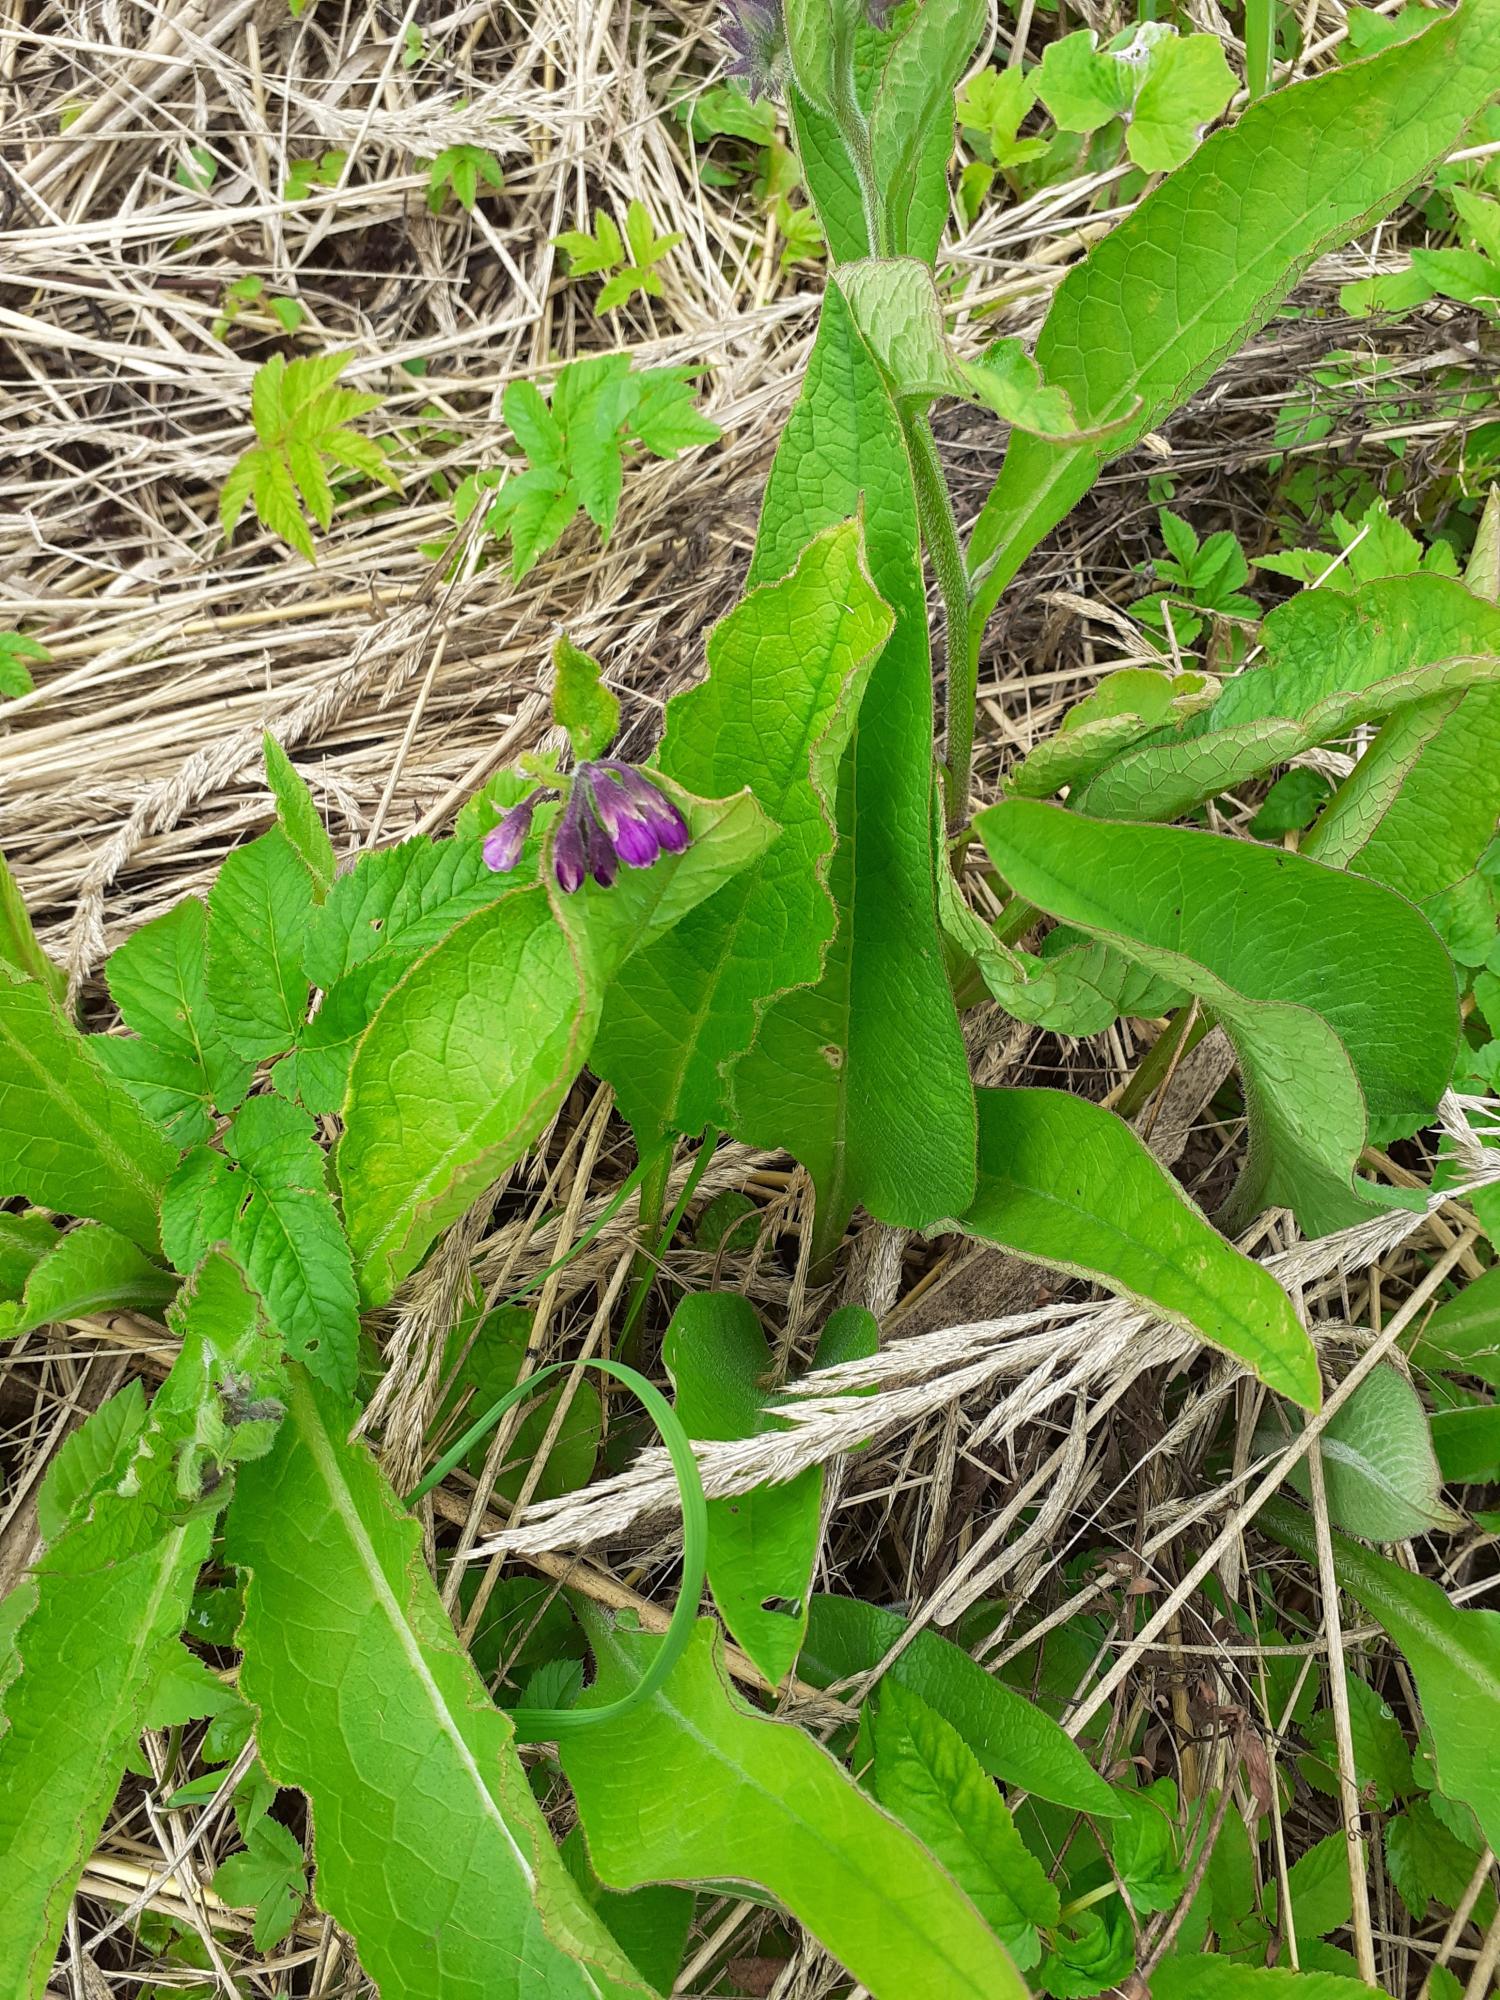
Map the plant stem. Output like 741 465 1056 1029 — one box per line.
905 414 975 829
1113 1002 1213 1121
1245 0 1275 99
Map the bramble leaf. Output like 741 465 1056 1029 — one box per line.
206 829 317 1061
0 850 64 998
221 352 398 560
263 733 336 898
104 895 253 1138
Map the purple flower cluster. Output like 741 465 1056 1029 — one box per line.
482 760 690 894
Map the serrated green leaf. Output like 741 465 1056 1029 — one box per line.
227 1369 654 1998
212 1816 307 1952
628 370 720 457
1154 1963 1395 1999
729 282 976 1231
106 896 253 1117
592 517 890 1141
206 829 316 1061
0 970 180 1252
0 1221 176 1339
562 1611 1030 2000
975 802 1459 1234
800 1594 1121 1817
164 1094 359 1393
867 1680 1059 1970
1260 1364 1458 1539
1298 1673 1414 1808
1261 1497 1500 1857
1412 1267 1500 1389
36 1380 146 1541
1108 1775 1186 1914
1385 1797 1491 1921
263 733 336 898
956 1087 1317 1406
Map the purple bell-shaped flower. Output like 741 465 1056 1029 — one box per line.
481 760 690 894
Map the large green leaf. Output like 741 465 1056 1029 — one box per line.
956 1087 1316 1406
592 519 891 1141
0 1221 177 1338
561 1613 1030 2000
227 1370 654 2000
1075 574 1500 821
975 802 1459 1234
799 1594 1121 1818
866 0 986 259
729 281 976 1231
0 969 180 1253
206 828 316 1061
1261 1497 1500 1857
104 896 252 1126
1410 1265 1500 1389
164 1094 359 1394
968 0 1500 627
867 1679 1060 1970
1258 1364 1458 1539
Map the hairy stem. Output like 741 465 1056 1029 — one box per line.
905 415 974 829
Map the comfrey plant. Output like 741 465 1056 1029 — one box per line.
5 4 1500 1996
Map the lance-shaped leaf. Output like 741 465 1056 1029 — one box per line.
339 790 772 1305
0 1254 275 2000
0 968 180 1253
206 828 317 1060
729 282 976 1230
866 0 987 258
1260 1497 1500 1857
561 1613 1031 2000
0 849 64 1000
968 0 1500 629
226 1369 654 2000
955 1087 1316 1407
1255 1365 1458 1539
0 1221 177 1338
1077 574 1500 821
976 802 1459 1235
591 519 890 1141
263 732 336 898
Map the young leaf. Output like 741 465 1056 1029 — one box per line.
0 1221 177 1338
1260 1497 1500 1856
424 142 505 214
263 733 336 898
975 802 1459 1234
0 850 65 999
799 1594 1122 1818
0 969 180 1253
163 1094 359 1394
561 1612 1032 2000
552 634 620 762
0 629 49 700
226 1368 654 1999
591 517 891 1141
866 0 986 258
955 1087 1317 1408
729 281 976 1232
1258 1364 1459 1539
211 1816 307 1952
206 828 317 1061
662 1292 822 1688
36 1381 146 1542
867 1680 1060 1970
104 895 254 1136
969 0 1500 627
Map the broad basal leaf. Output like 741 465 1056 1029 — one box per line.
729 280 976 1232
0 1221 177 1338
976 801 1459 1234
227 1369 655 2000
164 1094 359 1394
1077 573 1500 822
1258 1364 1458 1540
1261 1497 1500 1856
591 518 891 1142
0 968 180 1253
206 828 317 1061
0 1211 56 1298
561 1613 1030 2000
867 1679 1060 1971
968 0 1500 628
800 1594 1121 1818
955 1087 1317 1407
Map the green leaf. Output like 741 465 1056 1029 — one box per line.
223 352 396 558
434 1297 598 1504
1039 1885 1134 1997
969 0 1500 625
226 1370 651 1999
0 970 180 1253
592 517 891 1141
1270 1829 1352 1945
105 896 253 1125
800 1594 1121 1817
662 1293 821 1688
561 1612 1031 2000
559 1827 693 1994
1431 1403 1500 1485
552 634 620 761
956 1087 1317 1407
1297 1673 1414 1808
0 1211 57 1298
867 1680 1060 1970
1129 32 1236 174
263 733 336 898
1036 30 1135 132
866 0 986 257
211 1816 307 1953
0 850 64 999
730 282 976 1231
1259 1364 1459 1539
1109 1776 1186 1914
206 829 316 1061
783 0 865 115
0 1221 176 1339
1385 1797 1490 1920
975 801 1459 1234
1079 573 1500 822
1412 1266 1500 1389
164 1094 359 1393
0 631 49 701
36 1380 146 1542
1153 1963 1395 2000
1260 1497 1500 1857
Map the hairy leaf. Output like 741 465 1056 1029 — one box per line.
956 1087 1316 1406
227 1369 653 1999
976 802 1459 1234
1259 1365 1458 1539
562 1613 1030 2000
0 1222 177 1339
103 896 253 1141
1410 1266 1500 1389
1154 1964 1394 2000
866 0 986 258
0 969 180 1252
